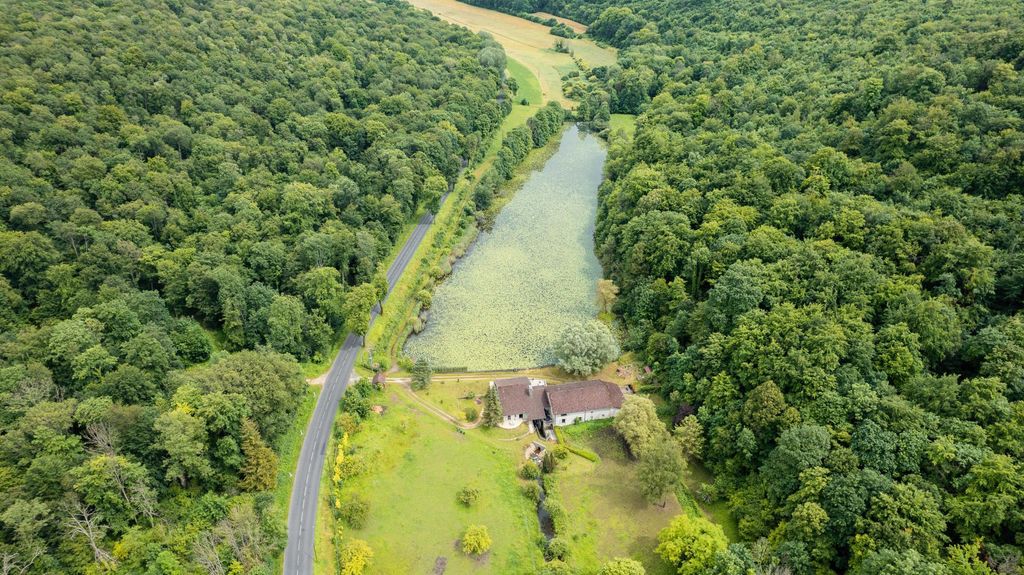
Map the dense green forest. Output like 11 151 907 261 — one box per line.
477 0 1024 573
0 0 506 572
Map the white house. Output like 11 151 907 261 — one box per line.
492 378 625 429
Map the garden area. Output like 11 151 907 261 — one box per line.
552 420 681 574
329 390 545 574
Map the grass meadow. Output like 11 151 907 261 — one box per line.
557 421 680 574
336 390 544 574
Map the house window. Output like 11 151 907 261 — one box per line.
560 418 566 424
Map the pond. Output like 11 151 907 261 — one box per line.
405 125 606 370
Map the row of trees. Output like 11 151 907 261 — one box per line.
0 0 511 571
528 0 1024 572
473 101 567 211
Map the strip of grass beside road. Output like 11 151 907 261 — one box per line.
271 385 320 571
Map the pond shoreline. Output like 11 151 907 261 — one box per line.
405 124 608 371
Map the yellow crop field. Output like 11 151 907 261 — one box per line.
405 0 616 106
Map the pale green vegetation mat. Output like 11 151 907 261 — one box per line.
406 126 606 370
337 391 544 574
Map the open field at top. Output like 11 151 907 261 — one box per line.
532 12 588 34
336 390 544 574
555 420 680 574
405 126 606 370
405 0 616 106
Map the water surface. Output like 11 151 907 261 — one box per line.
405 125 605 370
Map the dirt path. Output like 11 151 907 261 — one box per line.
405 0 615 107
393 380 537 442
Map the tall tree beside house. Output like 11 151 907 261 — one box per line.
482 384 503 428
613 395 666 459
239 419 278 492
411 358 432 391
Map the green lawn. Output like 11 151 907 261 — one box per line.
508 57 542 105
418 377 491 422
683 460 740 542
555 420 680 574
337 391 545 574
609 113 637 138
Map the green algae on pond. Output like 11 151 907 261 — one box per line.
405 125 606 370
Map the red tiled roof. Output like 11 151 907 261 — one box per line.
494 378 546 420
546 380 624 415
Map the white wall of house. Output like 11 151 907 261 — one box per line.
499 413 527 429
553 407 619 426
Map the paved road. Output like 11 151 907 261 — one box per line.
283 196 446 574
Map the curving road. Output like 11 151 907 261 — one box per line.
283 196 446 574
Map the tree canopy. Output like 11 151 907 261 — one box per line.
0 0 509 571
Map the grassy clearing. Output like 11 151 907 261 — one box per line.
555 420 679 574
406 0 615 107
405 127 606 370
684 461 740 542
418 378 490 421
336 391 544 574
609 113 638 139
507 57 542 106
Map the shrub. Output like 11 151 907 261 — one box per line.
340 539 373 575
457 485 480 506
336 413 361 437
520 461 541 480
552 445 570 460
338 453 368 479
541 560 575 575
461 524 492 555
522 482 542 502
543 498 567 533
542 451 558 473
464 406 479 422
600 557 646 575
340 494 369 528
546 537 570 561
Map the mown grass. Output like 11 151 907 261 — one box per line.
556 420 678 574
335 391 544 574
508 57 542 105
418 377 491 421
609 113 638 138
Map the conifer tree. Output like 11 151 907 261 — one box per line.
239 419 278 492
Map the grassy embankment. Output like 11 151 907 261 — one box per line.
270 386 320 571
